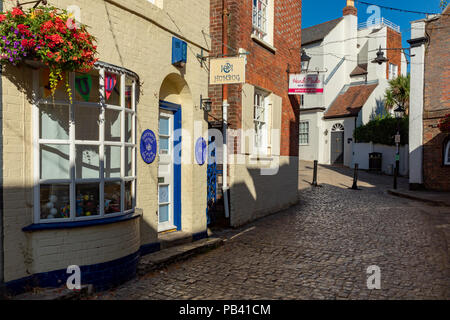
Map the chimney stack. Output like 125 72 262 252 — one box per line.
343 0 357 16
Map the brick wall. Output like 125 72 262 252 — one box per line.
209 0 302 156
423 8 450 191
386 27 402 79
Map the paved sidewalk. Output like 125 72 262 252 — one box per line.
388 189 450 207
87 161 449 300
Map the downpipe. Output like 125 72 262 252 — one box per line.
223 100 230 219
0 0 5 298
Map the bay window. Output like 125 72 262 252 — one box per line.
33 63 137 223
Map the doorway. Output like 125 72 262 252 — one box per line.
158 110 175 232
331 123 344 165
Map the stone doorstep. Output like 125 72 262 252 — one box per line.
387 189 450 207
137 237 224 276
13 284 94 301
159 231 194 250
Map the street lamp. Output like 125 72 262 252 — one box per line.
301 49 311 73
393 104 405 190
372 46 389 65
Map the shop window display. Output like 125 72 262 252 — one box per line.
34 64 137 223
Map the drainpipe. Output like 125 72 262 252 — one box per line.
0 0 5 298
222 0 230 219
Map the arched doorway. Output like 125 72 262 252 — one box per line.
331 123 345 165
157 74 193 232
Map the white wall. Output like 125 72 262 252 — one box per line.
352 142 409 176
299 112 322 161
408 20 426 186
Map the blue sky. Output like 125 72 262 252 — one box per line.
302 0 443 54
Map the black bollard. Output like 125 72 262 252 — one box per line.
312 160 318 187
351 163 359 190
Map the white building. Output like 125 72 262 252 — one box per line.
299 0 407 167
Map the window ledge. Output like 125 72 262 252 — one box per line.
22 210 142 232
251 35 277 54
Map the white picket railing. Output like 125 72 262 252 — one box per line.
358 18 400 32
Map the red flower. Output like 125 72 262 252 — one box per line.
41 20 54 33
11 7 24 17
47 52 53 58
0 14 6 22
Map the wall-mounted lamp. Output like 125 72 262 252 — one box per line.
301 49 311 73
200 95 212 112
371 46 389 65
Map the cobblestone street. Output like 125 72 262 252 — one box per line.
91 162 450 300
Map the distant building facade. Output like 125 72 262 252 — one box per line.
299 0 407 167
408 5 450 191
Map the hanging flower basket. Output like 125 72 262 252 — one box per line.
438 114 450 133
0 5 98 101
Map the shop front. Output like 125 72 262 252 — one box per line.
1 0 210 295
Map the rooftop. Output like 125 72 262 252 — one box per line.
324 83 378 119
302 17 343 45
358 18 400 33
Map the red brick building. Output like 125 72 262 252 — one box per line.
208 0 302 226
422 6 450 191
409 5 450 191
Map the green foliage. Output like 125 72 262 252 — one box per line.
353 116 409 146
384 74 410 114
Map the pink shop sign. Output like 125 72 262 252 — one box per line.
289 74 324 94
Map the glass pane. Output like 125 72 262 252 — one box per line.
159 117 169 136
104 181 121 214
104 145 121 178
105 72 121 106
160 137 169 153
75 105 100 141
74 71 100 103
159 185 169 203
105 109 121 142
125 77 133 109
39 68 69 101
40 184 70 220
125 112 133 143
39 104 69 140
125 147 133 177
76 145 100 179
76 183 100 217
40 144 70 179
125 181 133 211
159 204 169 223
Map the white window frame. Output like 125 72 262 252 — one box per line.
389 63 398 80
32 65 137 224
445 140 450 166
253 90 270 155
252 0 268 41
299 121 310 146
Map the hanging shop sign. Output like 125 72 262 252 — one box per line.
210 57 246 85
195 137 207 165
288 74 324 94
140 129 157 164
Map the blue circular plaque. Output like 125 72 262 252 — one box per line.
195 137 207 165
140 130 157 164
